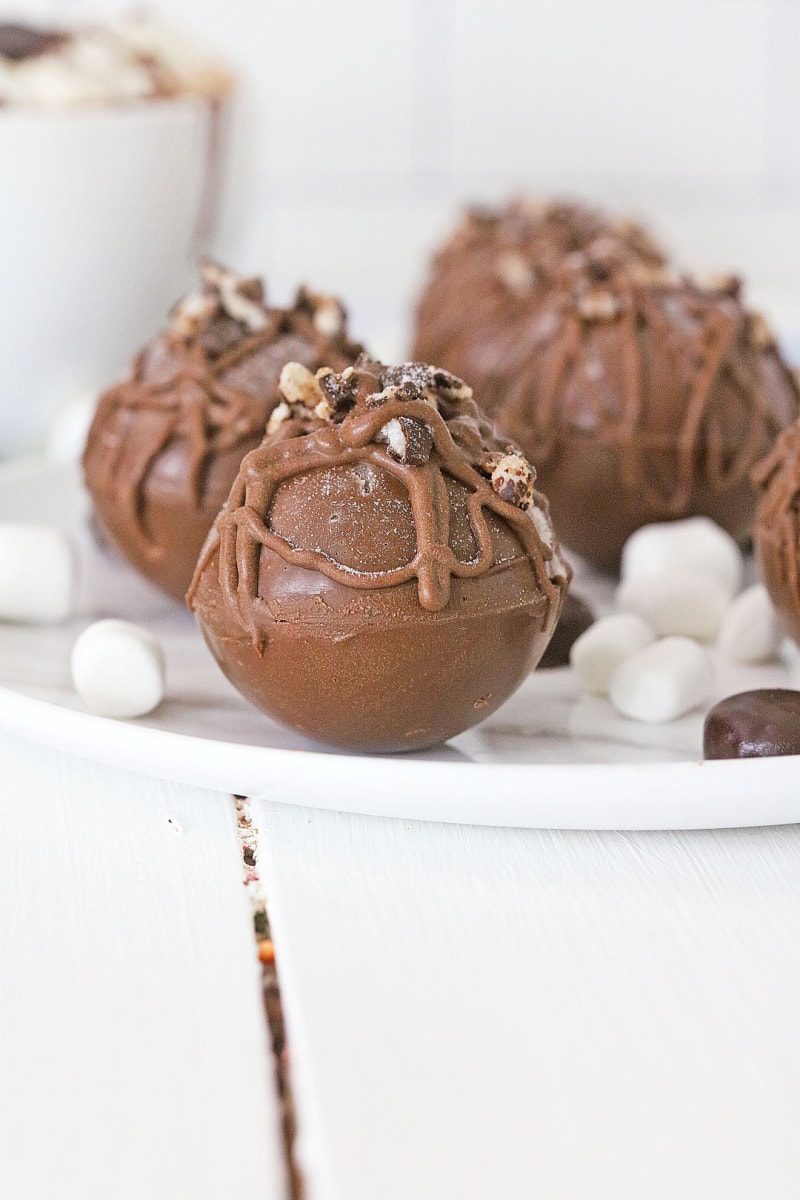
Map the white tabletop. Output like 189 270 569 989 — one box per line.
3 729 800 1199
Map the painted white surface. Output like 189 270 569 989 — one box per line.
256 800 800 1200
0 729 285 1200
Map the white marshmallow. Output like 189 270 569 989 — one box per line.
718 584 782 663
71 619 165 718
0 524 77 624
570 613 656 696
615 569 729 641
609 636 713 723
620 517 743 598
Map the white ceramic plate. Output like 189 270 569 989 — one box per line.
1 457 799 830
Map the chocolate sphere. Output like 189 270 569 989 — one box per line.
188 357 570 753
415 218 799 570
83 262 363 601
753 421 800 646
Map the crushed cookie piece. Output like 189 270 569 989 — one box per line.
496 252 536 298
266 401 292 435
312 298 345 337
576 290 625 322
169 290 219 339
491 451 535 509
316 365 357 416
279 361 325 410
200 261 269 332
377 416 434 465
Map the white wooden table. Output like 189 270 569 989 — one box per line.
3 727 800 1199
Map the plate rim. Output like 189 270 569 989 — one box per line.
1 675 799 831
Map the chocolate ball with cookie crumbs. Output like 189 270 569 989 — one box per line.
83 262 363 601
416 216 799 569
188 357 571 752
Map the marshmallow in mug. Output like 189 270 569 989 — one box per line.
0 523 77 623
620 517 743 598
71 619 165 718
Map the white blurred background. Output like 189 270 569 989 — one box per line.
8 0 800 359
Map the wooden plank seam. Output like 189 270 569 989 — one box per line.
234 795 304 1200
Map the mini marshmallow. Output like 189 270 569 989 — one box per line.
570 613 656 696
718 584 782 664
615 569 729 641
620 517 743 598
71 619 165 718
609 636 713 723
0 523 77 624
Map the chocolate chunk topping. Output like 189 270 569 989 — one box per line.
703 689 800 759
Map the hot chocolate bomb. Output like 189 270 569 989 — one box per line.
188 358 570 752
414 205 799 570
83 263 362 601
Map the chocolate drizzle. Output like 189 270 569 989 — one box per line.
189 358 569 652
512 256 787 514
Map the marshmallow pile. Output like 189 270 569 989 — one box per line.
0 521 165 719
570 517 782 723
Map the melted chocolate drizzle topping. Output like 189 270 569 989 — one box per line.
518 262 782 513
189 359 569 652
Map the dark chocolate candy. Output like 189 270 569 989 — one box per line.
83 263 363 602
538 591 594 668
413 201 800 571
703 689 800 759
188 357 571 753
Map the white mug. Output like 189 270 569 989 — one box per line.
0 96 232 458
